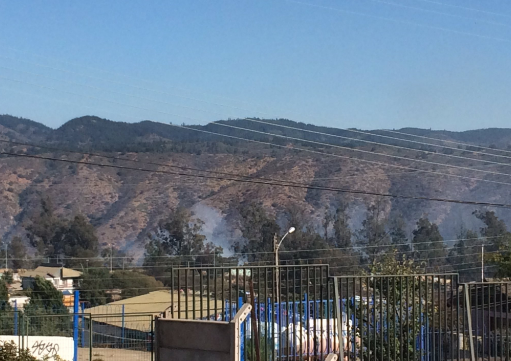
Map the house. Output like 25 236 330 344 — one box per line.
0 269 21 282
20 264 82 292
8 295 30 309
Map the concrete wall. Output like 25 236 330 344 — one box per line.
155 318 237 361
0 336 74 361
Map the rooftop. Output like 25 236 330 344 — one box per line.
20 266 82 279
85 290 220 331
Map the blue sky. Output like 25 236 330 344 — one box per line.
0 0 510 131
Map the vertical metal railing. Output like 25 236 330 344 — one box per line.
461 282 511 361
171 265 332 360
332 274 466 361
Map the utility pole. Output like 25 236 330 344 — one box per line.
5 243 7 269
274 234 280 305
481 244 484 282
110 244 113 273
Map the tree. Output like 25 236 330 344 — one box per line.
234 202 280 264
0 278 8 304
51 214 99 268
24 277 69 336
331 202 352 249
389 215 410 260
25 196 61 257
2 270 13 285
80 268 112 307
356 251 425 361
412 216 447 270
101 246 134 270
143 237 173 280
25 276 67 313
357 200 390 264
150 207 207 262
474 211 511 278
448 227 482 282
9 236 31 270
110 270 164 299
473 210 511 252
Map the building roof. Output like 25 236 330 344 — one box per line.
20 266 82 279
86 290 220 331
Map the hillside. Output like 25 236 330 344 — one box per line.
1 114 511 260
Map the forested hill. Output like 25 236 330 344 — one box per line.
2 113 511 275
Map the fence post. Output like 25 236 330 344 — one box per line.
73 290 79 361
239 297 245 361
121 304 125 348
81 303 85 347
304 293 309 322
334 278 344 361
463 285 476 361
14 300 18 336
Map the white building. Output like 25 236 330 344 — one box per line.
20 265 82 292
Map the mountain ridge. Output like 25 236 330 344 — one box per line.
1 113 511 260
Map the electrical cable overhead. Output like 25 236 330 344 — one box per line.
285 0 511 43
381 128 511 156
4 78 509 188
211 121 511 180
4 53 510 165
242 118 511 168
413 0 511 19
3 151 511 208
365 0 511 29
3 63 511 185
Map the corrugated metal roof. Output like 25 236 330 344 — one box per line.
20 266 82 279
86 290 221 331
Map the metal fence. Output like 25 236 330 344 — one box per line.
4 268 511 361
169 265 511 361
464 282 511 361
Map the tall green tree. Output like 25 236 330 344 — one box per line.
474 211 511 277
9 236 31 270
357 200 390 264
389 215 410 260
473 210 511 252
448 227 482 282
412 216 447 270
79 268 112 307
152 207 207 259
323 203 359 274
143 237 173 279
332 202 352 249
234 202 280 264
25 276 67 313
24 277 70 336
25 196 62 257
51 214 99 268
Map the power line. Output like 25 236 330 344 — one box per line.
244 118 511 165
413 0 511 19
364 0 511 29
213 120 511 179
4 53 508 165
3 73 510 189
285 0 511 43
381 128 511 156
3 151 511 208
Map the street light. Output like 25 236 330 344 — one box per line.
275 227 296 305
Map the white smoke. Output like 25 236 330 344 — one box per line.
191 203 234 256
